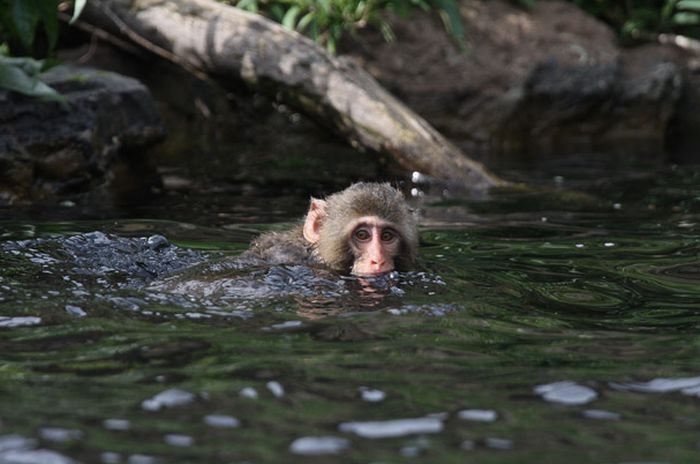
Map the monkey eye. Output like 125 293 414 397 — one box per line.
380 229 397 242
354 228 371 242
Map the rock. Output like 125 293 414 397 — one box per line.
342 0 683 157
497 58 681 153
0 65 165 204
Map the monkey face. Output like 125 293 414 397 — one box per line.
348 216 401 276
299 183 418 276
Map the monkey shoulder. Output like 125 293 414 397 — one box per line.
242 227 320 266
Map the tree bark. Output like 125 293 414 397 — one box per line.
80 0 507 189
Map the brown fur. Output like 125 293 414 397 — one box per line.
243 225 321 266
316 183 418 271
243 183 418 273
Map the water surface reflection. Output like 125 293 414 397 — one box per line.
1 166 700 463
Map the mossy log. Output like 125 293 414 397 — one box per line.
80 0 507 189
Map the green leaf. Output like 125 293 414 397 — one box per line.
379 21 395 42
672 11 700 24
0 55 44 75
70 0 87 24
269 3 285 22
0 58 63 101
354 1 367 17
282 5 301 30
11 0 40 48
317 0 331 15
236 0 259 13
296 11 315 32
36 0 60 50
432 0 465 44
677 0 700 11
662 0 678 22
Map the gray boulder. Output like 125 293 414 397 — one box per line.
0 65 165 204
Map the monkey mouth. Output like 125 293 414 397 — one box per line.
351 268 395 277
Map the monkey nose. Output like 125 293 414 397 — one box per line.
369 259 391 273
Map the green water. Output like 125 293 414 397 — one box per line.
1 163 700 463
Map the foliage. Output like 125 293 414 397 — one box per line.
0 46 62 100
0 0 85 99
570 0 700 41
225 0 465 53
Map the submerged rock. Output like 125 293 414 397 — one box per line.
1 232 205 288
1 232 443 320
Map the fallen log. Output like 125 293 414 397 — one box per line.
79 0 507 189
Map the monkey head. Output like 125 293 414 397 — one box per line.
302 183 419 276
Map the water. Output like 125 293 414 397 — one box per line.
1 162 700 463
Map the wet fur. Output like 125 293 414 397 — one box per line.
243 183 418 273
244 225 322 266
316 183 418 272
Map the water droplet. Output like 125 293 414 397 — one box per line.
358 387 386 402
263 320 303 331
266 381 285 398
103 419 131 431
457 409 497 422
127 454 159 464
240 387 258 399
141 388 195 411
204 414 240 428
611 376 700 394
65 305 87 317
38 427 83 443
289 436 350 455
485 437 513 450
0 434 36 451
0 316 41 328
0 449 77 464
534 381 598 405
101 451 122 463
583 409 621 420
164 434 193 447
339 417 443 438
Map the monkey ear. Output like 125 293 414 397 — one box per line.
302 198 327 244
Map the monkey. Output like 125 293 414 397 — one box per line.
242 182 419 276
